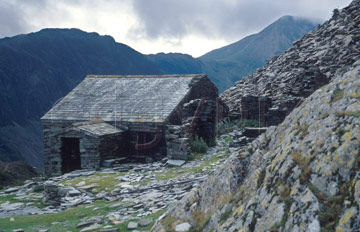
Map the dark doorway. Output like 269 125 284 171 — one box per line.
61 137 81 174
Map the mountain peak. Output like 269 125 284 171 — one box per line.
199 15 317 91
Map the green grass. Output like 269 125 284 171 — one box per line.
294 124 310 139
335 111 360 118
238 119 261 129
0 200 165 232
60 172 128 193
224 136 233 144
0 193 44 208
216 120 238 135
331 89 344 102
190 136 209 154
133 150 230 186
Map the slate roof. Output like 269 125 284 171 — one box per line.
42 74 205 123
75 122 123 136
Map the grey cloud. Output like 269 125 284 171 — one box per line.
0 0 353 45
129 0 351 42
0 1 28 37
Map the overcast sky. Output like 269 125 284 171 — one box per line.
0 0 352 57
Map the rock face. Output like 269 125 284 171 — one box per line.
153 0 360 231
221 0 360 125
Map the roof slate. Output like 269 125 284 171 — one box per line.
42 74 205 123
76 122 123 136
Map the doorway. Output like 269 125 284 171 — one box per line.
61 137 81 174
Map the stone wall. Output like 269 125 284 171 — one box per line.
43 120 125 177
240 96 271 126
165 125 189 160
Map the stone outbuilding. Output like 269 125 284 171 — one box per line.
41 74 220 176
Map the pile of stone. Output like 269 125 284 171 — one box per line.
221 0 360 124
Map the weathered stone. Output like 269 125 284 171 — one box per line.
127 221 138 229
80 223 102 232
167 160 186 167
4 187 19 194
99 228 119 232
175 222 191 232
138 218 153 227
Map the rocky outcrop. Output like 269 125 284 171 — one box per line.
153 57 360 232
221 0 360 123
153 0 360 231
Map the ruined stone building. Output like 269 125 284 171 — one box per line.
41 74 220 176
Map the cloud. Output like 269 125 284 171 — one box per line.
0 0 353 56
0 1 28 37
129 0 351 42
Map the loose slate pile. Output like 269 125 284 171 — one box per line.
221 0 360 117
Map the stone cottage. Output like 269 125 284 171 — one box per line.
41 74 220 177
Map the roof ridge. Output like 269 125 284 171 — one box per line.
86 74 206 78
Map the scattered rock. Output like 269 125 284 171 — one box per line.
100 228 119 232
175 222 191 232
138 218 153 227
4 187 19 194
167 160 186 167
80 223 102 232
127 221 138 229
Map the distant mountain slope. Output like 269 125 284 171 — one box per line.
0 28 161 168
200 16 318 91
147 53 203 74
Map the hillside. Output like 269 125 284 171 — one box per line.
154 0 360 231
200 16 317 92
0 28 161 168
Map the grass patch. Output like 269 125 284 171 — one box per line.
224 136 233 144
0 200 112 231
219 206 233 224
134 150 229 186
0 193 44 209
291 151 311 184
294 124 310 139
190 136 209 154
238 119 260 129
216 120 238 135
191 209 211 231
257 169 266 188
335 111 360 118
0 200 165 232
309 181 355 231
331 89 344 102
350 91 360 99
60 172 127 193
277 184 292 229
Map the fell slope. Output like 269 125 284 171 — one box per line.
154 0 360 231
155 49 360 232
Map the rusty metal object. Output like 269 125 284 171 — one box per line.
135 127 162 150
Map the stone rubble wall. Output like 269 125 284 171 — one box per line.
165 125 189 160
